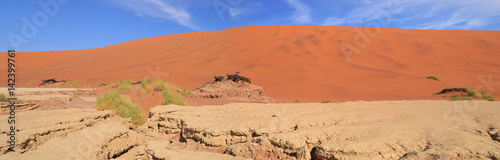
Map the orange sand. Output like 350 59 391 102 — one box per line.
2 25 500 102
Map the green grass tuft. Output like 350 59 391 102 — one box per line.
162 90 188 106
59 80 74 87
75 80 81 88
0 94 7 102
32 70 39 74
0 94 23 104
97 91 145 125
426 76 441 81
116 83 131 93
28 80 35 85
177 88 193 97
141 78 153 89
479 91 497 101
294 98 301 103
448 88 497 101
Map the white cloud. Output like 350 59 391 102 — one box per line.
285 0 312 24
323 17 344 26
104 0 200 30
322 0 500 30
229 8 245 19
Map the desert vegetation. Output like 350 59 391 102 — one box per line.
140 78 189 106
162 90 188 106
427 76 441 81
96 78 189 125
322 99 332 103
436 87 497 101
0 94 24 104
294 98 301 103
97 91 145 124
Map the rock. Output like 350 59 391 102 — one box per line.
145 141 250 160
191 80 277 103
0 108 131 154
142 101 500 159
1 122 137 160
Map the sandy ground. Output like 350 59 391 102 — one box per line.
1 25 499 102
0 87 97 114
0 100 499 159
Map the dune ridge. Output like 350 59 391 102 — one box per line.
2 25 500 102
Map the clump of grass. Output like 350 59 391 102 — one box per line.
140 78 189 105
0 94 23 104
32 70 39 74
451 94 473 101
444 88 497 101
141 78 153 89
294 98 301 103
116 83 131 93
480 91 496 101
0 94 7 102
59 80 74 87
427 76 441 81
177 88 193 97
97 91 145 125
75 80 81 88
141 78 169 93
162 90 188 106
110 79 135 93
322 99 332 103
28 80 35 85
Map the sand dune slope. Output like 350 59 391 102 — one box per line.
2 26 500 102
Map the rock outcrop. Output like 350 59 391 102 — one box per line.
191 80 277 103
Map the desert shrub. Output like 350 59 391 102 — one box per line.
437 87 497 101
177 88 193 97
116 83 131 93
294 98 301 103
426 76 441 81
97 91 145 124
162 90 188 106
451 94 473 101
322 99 332 103
15 100 24 104
110 79 135 93
119 79 135 84
59 80 74 87
479 91 497 101
141 78 170 93
449 88 496 101
141 78 153 89
0 94 7 102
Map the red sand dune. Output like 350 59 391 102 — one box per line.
2 25 500 102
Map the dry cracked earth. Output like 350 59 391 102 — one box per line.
1 100 499 160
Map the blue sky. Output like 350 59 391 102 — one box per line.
1 0 500 52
